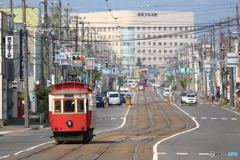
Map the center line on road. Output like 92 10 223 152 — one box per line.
221 118 227 120
211 118 217 119
111 118 116 119
199 153 210 156
231 118 237 120
177 153 188 155
201 117 207 119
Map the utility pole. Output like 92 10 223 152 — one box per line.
75 15 79 52
22 0 29 128
42 0 49 87
219 21 224 99
227 17 234 106
203 34 208 100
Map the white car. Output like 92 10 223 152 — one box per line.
120 86 129 92
185 93 197 104
163 88 170 96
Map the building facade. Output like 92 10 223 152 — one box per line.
69 10 195 76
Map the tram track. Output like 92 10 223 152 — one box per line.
7 87 196 160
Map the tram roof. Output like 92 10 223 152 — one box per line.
49 81 92 95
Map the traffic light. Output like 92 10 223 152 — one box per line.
47 80 51 87
105 62 108 70
79 56 85 60
72 56 76 60
198 61 201 67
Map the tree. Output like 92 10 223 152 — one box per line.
179 78 187 90
167 75 174 83
33 87 52 114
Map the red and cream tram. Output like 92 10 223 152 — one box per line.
49 81 96 144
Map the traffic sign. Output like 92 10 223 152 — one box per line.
227 52 237 67
85 58 94 69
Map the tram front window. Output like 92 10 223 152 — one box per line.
54 100 61 113
64 100 75 113
77 99 85 113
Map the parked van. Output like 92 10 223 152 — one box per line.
108 92 121 106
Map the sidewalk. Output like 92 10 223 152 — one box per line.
0 114 48 134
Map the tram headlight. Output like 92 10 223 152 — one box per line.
66 120 73 127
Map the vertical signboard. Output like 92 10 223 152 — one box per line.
6 36 13 59
20 29 24 80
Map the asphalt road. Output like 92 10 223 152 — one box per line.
154 90 240 160
0 103 129 159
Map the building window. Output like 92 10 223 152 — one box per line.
153 42 156 45
180 43 183 46
137 50 141 53
163 35 167 38
159 57 162 61
164 50 167 53
169 42 172 46
137 42 141 46
164 42 167 46
180 27 183 31
148 50 151 53
159 50 162 53
142 50 146 53
142 42 146 46
159 42 162 46
14 23 23 30
164 27 167 31
142 57 146 61
153 35 156 38
174 27 177 31
148 42 151 45
169 50 173 53
158 27 162 30
148 35 151 38
137 27 140 30
174 42 177 46
153 27 156 30
174 34 178 38
185 27 188 30
142 35 146 38
169 27 172 31
153 50 156 53
137 34 140 38
169 35 173 38
153 57 156 61
148 57 151 61
185 35 188 38
142 27 146 30
148 27 151 30
180 35 183 38
158 35 162 38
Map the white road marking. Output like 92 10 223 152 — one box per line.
110 118 116 119
221 118 227 120
176 153 188 155
121 117 124 119
192 117 196 119
0 155 10 159
222 107 240 115
199 153 210 156
201 117 207 119
158 152 167 154
153 104 200 160
231 118 237 120
211 118 217 119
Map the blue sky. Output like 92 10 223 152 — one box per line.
2 0 240 25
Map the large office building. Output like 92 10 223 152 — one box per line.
69 10 194 75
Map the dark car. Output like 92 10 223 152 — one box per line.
120 93 125 104
96 96 105 108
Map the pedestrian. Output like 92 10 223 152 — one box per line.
211 93 215 103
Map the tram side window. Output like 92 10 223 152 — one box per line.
64 100 75 113
54 100 61 113
77 99 85 113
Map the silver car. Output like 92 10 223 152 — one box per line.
180 91 193 103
